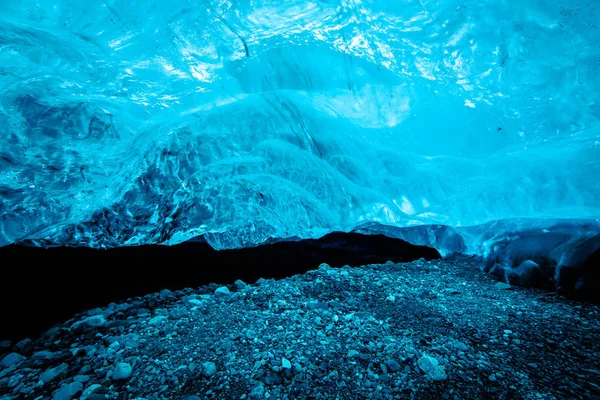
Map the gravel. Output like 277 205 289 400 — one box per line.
1 257 599 399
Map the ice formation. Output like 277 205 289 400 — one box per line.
0 0 598 252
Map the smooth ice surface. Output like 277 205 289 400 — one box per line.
1 0 599 249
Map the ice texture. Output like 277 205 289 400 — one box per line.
0 0 599 249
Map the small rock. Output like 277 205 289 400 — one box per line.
453 341 469 352
318 263 331 270
169 307 187 319
281 358 292 369
40 363 68 383
148 315 167 326
264 371 282 385
489 374 497 382
215 286 230 296
32 350 55 360
15 338 31 349
417 355 447 381
494 282 512 290
307 301 328 310
234 280 247 290
250 383 265 399
72 315 106 330
201 361 217 377
80 384 103 400
386 359 401 372
347 350 359 358
1 352 25 368
112 362 133 381
53 381 83 400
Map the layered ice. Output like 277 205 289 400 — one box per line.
0 0 599 251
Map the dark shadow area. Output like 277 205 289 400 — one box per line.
0 232 440 342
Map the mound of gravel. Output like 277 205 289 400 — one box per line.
1 258 599 399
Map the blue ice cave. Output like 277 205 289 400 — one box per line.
0 0 599 257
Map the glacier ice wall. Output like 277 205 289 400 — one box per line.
0 0 599 249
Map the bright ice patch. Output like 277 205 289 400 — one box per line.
0 0 598 249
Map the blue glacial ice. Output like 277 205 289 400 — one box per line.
0 0 599 254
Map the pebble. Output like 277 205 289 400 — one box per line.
32 350 55 360
53 381 83 400
386 359 401 372
112 362 133 381
250 383 265 399
0 352 25 368
148 315 167 326
494 282 512 290
215 286 231 296
417 355 447 381
71 315 106 330
40 363 69 383
234 279 247 290
453 341 469 351
282 357 292 369
201 361 217 377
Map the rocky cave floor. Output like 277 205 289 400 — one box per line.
1 257 600 400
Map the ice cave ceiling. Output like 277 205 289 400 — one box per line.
0 0 599 249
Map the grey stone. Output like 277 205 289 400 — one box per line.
0 352 25 368
347 350 359 358
234 280 248 290
148 315 167 326
250 383 265 399
201 361 217 377
112 362 133 381
453 341 469 351
80 384 102 400
40 363 68 383
308 301 328 310
15 338 31 349
264 371 282 385
380 363 388 374
169 307 187 319
417 355 447 381
53 381 83 400
215 286 230 296
32 350 55 360
494 282 512 290
386 359 401 372
72 315 107 330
